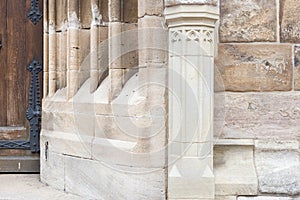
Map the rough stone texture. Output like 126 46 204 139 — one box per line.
214 144 258 196
238 197 300 200
80 0 92 28
138 16 168 67
40 150 65 191
138 0 164 17
165 0 218 7
220 0 277 42
0 174 81 200
216 44 293 92
64 155 166 200
216 196 237 200
124 0 138 22
294 46 300 90
280 0 300 43
255 140 300 195
215 92 300 139
55 0 67 31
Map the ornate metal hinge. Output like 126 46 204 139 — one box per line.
27 0 43 25
0 60 42 153
26 59 42 153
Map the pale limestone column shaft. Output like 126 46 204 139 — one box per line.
165 4 219 199
48 0 56 96
43 0 49 97
108 0 122 100
67 0 80 98
90 0 100 92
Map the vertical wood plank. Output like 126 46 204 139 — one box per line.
6 0 27 126
0 0 7 126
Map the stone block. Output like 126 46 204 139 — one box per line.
255 140 300 195
41 130 93 159
80 0 92 29
280 0 300 43
220 0 277 42
238 197 299 200
215 92 300 139
216 44 293 91
294 46 300 90
64 156 166 199
214 144 258 196
40 150 65 191
124 0 138 23
168 157 215 199
165 0 218 7
92 114 167 168
216 196 237 200
138 16 168 67
138 0 164 17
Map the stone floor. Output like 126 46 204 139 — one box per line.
0 174 83 200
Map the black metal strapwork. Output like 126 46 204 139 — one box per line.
0 60 42 152
27 0 42 25
26 59 42 153
0 141 30 150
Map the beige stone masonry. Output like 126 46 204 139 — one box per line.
219 0 277 42
216 44 293 92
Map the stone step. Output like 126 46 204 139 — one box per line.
0 156 39 173
0 126 27 140
0 174 82 200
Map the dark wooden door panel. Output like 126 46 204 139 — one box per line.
0 0 43 172
0 0 7 126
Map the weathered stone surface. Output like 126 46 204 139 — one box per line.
138 16 168 67
80 0 92 28
0 174 82 200
294 45 300 90
168 157 214 199
255 140 300 195
220 0 277 42
55 0 67 31
216 44 292 91
124 0 138 22
216 196 237 200
214 144 258 196
255 151 300 195
165 0 217 7
138 0 164 17
214 92 300 139
64 156 166 199
280 0 300 43
238 197 300 200
40 151 65 191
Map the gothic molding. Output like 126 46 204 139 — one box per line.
164 5 219 28
170 28 213 43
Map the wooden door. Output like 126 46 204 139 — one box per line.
0 0 43 172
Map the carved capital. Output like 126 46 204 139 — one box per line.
164 5 219 28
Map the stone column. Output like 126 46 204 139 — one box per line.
108 0 122 100
90 0 100 93
43 0 49 97
48 0 56 96
165 2 219 199
67 0 80 99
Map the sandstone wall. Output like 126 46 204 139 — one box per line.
41 0 168 199
215 0 300 199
